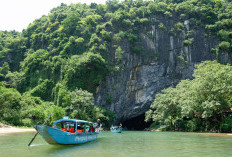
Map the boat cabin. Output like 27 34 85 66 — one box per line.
111 126 120 130
53 117 95 133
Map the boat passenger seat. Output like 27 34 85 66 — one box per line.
61 128 67 131
69 128 74 133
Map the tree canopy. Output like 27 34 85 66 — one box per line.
146 61 232 132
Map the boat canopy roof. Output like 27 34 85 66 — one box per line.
111 126 120 129
53 117 90 124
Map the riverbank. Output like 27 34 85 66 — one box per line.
147 127 232 137
0 123 35 135
0 127 35 135
191 132 232 137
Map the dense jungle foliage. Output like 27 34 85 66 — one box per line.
146 61 232 132
0 0 232 128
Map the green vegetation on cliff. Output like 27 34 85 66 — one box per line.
0 0 232 127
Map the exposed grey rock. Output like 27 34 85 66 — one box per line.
95 18 230 123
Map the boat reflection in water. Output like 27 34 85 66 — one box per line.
35 116 98 145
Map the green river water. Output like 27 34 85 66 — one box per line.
1 131 232 157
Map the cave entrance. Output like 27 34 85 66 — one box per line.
122 114 152 130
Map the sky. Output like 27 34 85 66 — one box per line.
0 0 106 32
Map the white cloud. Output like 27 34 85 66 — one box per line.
0 0 106 32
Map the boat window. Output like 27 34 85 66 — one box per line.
76 123 85 133
77 123 84 129
54 123 61 129
111 126 119 130
64 123 74 128
59 121 76 133
86 123 95 132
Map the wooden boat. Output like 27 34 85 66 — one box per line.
35 116 98 145
110 126 122 133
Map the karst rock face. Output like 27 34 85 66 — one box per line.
95 18 232 123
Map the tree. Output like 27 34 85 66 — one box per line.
0 86 22 125
63 52 109 93
61 12 80 35
146 61 232 132
0 62 10 81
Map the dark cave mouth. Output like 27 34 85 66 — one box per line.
122 114 152 130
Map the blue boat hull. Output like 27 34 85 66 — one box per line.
36 125 97 145
111 128 122 133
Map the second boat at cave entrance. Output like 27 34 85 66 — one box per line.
110 126 122 133
35 116 98 145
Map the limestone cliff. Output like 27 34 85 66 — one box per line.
95 17 231 123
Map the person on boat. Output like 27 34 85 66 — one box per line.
119 123 122 128
96 119 101 132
